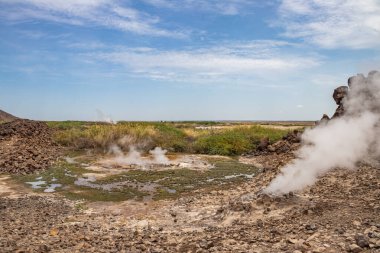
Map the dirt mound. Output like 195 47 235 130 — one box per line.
0 109 17 122
251 130 302 155
0 120 61 174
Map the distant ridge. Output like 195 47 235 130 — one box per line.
0 109 18 122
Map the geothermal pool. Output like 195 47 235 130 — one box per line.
17 147 259 202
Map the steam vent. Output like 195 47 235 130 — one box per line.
322 70 380 120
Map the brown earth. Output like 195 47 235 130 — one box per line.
0 119 61 174
0 147 379 252
0 111 378 252
0 109 17 122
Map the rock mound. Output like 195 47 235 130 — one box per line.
0 109 17 122
249 130 302 156
0 120 61 174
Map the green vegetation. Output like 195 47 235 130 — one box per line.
194 126 289 156
8 121 307 203
48 121 293 156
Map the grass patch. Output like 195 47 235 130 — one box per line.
193 126 289 156
49 121 293 156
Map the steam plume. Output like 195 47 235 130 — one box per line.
149 147 170 164
96 109 116 124
106 144 170 167
109 145 146 166
265 70 380 195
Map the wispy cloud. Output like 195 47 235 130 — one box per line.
0 0 187 38
277 0 380 49
142 0 258 15
84 40 321 83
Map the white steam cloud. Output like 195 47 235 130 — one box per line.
96 109 116 124
103 142 213 170
149 147 170 165
265 70 380 195
106 144 170 168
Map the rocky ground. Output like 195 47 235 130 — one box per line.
0 146 379 252
2 70 379 253
0 120 61 174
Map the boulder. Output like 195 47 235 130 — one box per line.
355 234 370 248
269 140 291 154
332 104 345 118
333 86 348 105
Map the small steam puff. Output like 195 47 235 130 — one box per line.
96 109 116 124
149 147 170 165
108 144 169 166
265 70 380 195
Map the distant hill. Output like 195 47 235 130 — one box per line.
0 109 18 122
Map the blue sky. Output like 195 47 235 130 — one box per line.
0 0 379 121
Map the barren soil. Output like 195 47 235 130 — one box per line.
1 149 379 253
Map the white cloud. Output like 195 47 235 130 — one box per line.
277 0 380 49
0 0 186 38
84 40 321 83
142 0 257 15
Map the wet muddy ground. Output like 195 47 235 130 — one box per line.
10 152 259 202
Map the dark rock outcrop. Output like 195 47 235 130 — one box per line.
322 70 379 120
333 86 348 105
252 130 302 155
0 120 61 174
320 114 330 122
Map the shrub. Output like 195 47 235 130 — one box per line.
50 122 291 155
194 126 289 156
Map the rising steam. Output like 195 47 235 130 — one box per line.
106 145 170 167
265 70 380 195
149 147 170 164
96 109 116 124
103 141 213 170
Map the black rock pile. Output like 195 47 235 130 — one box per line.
252 130 302 155
0 120 61 174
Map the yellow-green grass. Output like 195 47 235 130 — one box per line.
48 121 295 156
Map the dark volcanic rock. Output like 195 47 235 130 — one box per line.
355 233 370 248
268 140 291 154
332 104 345 118
0 119 61 174
252 130 301 155
331 86 349 118
282 130 301 143
319 114 330 123
333 86 348 105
